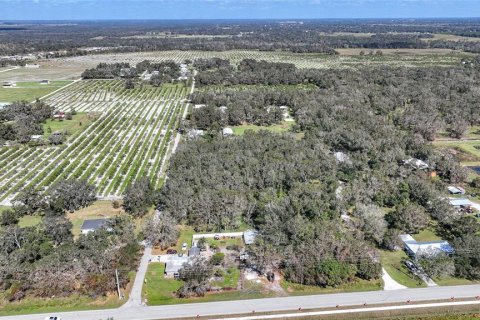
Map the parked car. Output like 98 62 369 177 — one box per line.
166 249 177 254
182 242 188 251
214 234 220 240
404 260 417 272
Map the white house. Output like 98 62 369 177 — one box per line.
400 234 453 259
164 256 190 278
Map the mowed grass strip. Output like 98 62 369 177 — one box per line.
43 112 95 138
281 278 382 296
0 292 123 316
0 81 72 102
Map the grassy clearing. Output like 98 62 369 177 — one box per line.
434 140 480 166
335 48 462 56
18 215 42 228
175 225 195 252
212 267 241 288
0 81 72 102
281 278 382 295
0 292 122 316
425 33 480 42
232 121 294 135
379 250 426 288
42 112 95 138
143 263 269 306
413 229 442 242
67 200 125 237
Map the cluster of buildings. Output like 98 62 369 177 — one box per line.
164 230 258 278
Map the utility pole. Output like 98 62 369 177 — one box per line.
115 268 122 299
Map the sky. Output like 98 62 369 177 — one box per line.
1 0 480 20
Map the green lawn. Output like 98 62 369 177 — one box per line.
18 215 42 228
434 277 478 286
232 121 294 135
379 250 426 288
413 229 442 242
206 237 244 249
0 81 72 102
143 263 268 306
212 267 241 289
281 278 382 296
67 200 126 238
0 292 123 316
43 112 95 139
175 225 195 252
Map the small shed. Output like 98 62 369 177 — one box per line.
448 186 466 195
40 80 50 85
243 230 258 245
222 127 234 136
81 219 108 234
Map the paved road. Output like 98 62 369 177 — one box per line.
121 246 152 308
4 285 480 320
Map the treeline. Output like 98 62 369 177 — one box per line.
136 60 182 86
0 179 140 300
159 58 480 287
0 101 53 144
193 57 480 140
81 62 137 79
195 59 325 86
190 89 292 128
4 20 480 57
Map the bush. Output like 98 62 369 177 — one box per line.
210 253 225 266
112 200 120 209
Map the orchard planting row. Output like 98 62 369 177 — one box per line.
0 80 189 204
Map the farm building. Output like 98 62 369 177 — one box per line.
400 234 453 259
165 256 189 278
448 186 466 195
81 219 108 234
39 80 50 85
243 230 258 245
449 198 472 208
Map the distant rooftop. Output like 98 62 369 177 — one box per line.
81 218 108 231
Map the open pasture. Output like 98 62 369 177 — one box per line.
0 80 189 205
0 80 72 102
